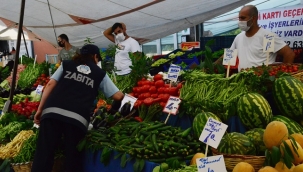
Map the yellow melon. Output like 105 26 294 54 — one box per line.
263 121 288 149
293 164 303 172
280 139 303 165
190 153 205 165
290 133 303 149
233 162 255 172
274 161 293 172
258 166 278 172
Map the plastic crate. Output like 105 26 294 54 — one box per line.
174 56 200 70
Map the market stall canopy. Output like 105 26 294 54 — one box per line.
0 0 254 48
0 17 41 41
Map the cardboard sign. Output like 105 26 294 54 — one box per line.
119 93 137 111
167 64 181 82
163 96 181 115
199 118 228 149
181 42 200 51
35 85 44 95
196 155 227 172
223 49 237 66
263 33 275 52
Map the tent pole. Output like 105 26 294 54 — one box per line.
21 30 29 57
8 0 26 111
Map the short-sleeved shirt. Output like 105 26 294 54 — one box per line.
114 37 140 75
51 65 119 98
230 28 286 71
58 46 80 61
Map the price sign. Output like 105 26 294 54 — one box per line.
199 118 228 149
222 49 237 66
263 33 275 52
167 64 181 82
196 155 227 172
163 96 181 115
119 93 138 111
35 85 44 95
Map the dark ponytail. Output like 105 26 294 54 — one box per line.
71 53 95 64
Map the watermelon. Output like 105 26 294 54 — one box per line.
245 128 266 155
272 115 303 135
193 112 221 139
217 132 256 155
273 76 303 120
237 93 273 129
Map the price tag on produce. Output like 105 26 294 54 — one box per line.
223 49 237 66
35 85 44 95
167 64 181 82
196 155 227 172
199 118 228 149
119 93 137 111
163 96 181 115
263 33 275 52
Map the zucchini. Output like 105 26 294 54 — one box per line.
152 134 159 153
148 158 166 163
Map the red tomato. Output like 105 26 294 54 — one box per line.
143 92 151 99
134 100 142 109
168 87 178 96
137 81 143 86
161 94 170 102
149 81 155 86
160 102 166 108
164 84 170 88
136 87 143 93
157 87 165 94
149 86 157 94
134 93 139 98
164 88 170 94
153 74 163 81
155 80 165 88
142 81 151 85
151 94 158 99
143 98 154 106
128 92 135 97
177 83 183 89
141 77 146 81
132 87 138 93
142 85 151 92
134 116 143 122
138 94 145 100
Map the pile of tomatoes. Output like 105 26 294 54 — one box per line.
129 74 182 108
11 98 40 118
32 74 50 88
248 64 301 77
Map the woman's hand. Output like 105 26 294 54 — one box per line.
34 110 42 125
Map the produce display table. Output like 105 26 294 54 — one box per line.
83 150 158 172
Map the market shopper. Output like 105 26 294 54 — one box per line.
57 34 80 63
215 5 295 71
31 44 124 172
103 22 141 75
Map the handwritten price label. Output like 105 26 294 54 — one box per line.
167 64 181 82
263 33 275 52
163 96 181 115
222 49 237 66
35 85 44 95
199 118 228 149
196 155 227 172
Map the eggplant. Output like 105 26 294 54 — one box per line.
120 102 131 117
108 100 122 115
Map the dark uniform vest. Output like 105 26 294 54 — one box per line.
41 60 106 132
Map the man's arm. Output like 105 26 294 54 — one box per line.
103 27 115 43
277 45 295 63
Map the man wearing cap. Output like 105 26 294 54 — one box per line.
103 22 141 75
31 44 124 172
57 34 80 64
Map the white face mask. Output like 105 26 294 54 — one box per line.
116 33 125 42
238 17 253 32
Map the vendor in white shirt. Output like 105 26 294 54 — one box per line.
216 5 295 71
103 22 141 75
